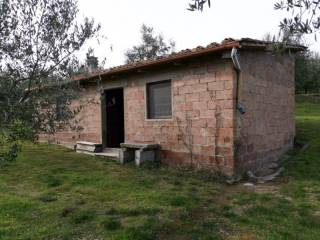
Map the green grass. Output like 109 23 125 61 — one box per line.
0 94 319 239
223 94 320 240
0 144 223 239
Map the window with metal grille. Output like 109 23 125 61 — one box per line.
147 80 172 119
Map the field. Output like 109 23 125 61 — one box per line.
0 95 319 240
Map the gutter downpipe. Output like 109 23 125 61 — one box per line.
231 47 245 176
231 47 245 115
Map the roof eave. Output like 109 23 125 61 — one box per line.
74 39 306 83
74 42 240 82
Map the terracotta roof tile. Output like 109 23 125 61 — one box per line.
74 38 305 82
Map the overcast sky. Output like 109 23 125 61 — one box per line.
78 0 319 68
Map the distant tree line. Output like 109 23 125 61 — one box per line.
296 52 320 94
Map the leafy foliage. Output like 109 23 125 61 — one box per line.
187 0 211 11
77 47 103 74
0 0 100 164
262 29 304 44
86 48 100 70
0 120 30 166
85 47 101 71
125 24 175 64
0 142 20 167
275 0 320 38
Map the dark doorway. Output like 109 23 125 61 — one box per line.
102 88 124 148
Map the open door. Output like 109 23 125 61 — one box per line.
101 88 124 148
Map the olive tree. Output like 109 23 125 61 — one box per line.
274 1 320 93
125 24 175 64
187 0 211 11
0 0 100 165
275 0 320 38
189 0 320 38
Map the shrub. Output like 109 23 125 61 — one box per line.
0 120 35 167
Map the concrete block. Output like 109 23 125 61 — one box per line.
76 141 102 153
119 148 135 164
135 149 156 166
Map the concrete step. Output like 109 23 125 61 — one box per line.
75 142 120 161
76 141 103 153
95 148 120 160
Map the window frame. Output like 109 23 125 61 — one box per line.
146 79 173 120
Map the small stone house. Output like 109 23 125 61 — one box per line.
42 38 304 176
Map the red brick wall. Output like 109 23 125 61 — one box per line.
235 51 295 173
40 84 102 146
40 51 296 176
124 59 236 174
41 57 237 175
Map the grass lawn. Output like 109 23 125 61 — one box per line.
0 94 319 240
